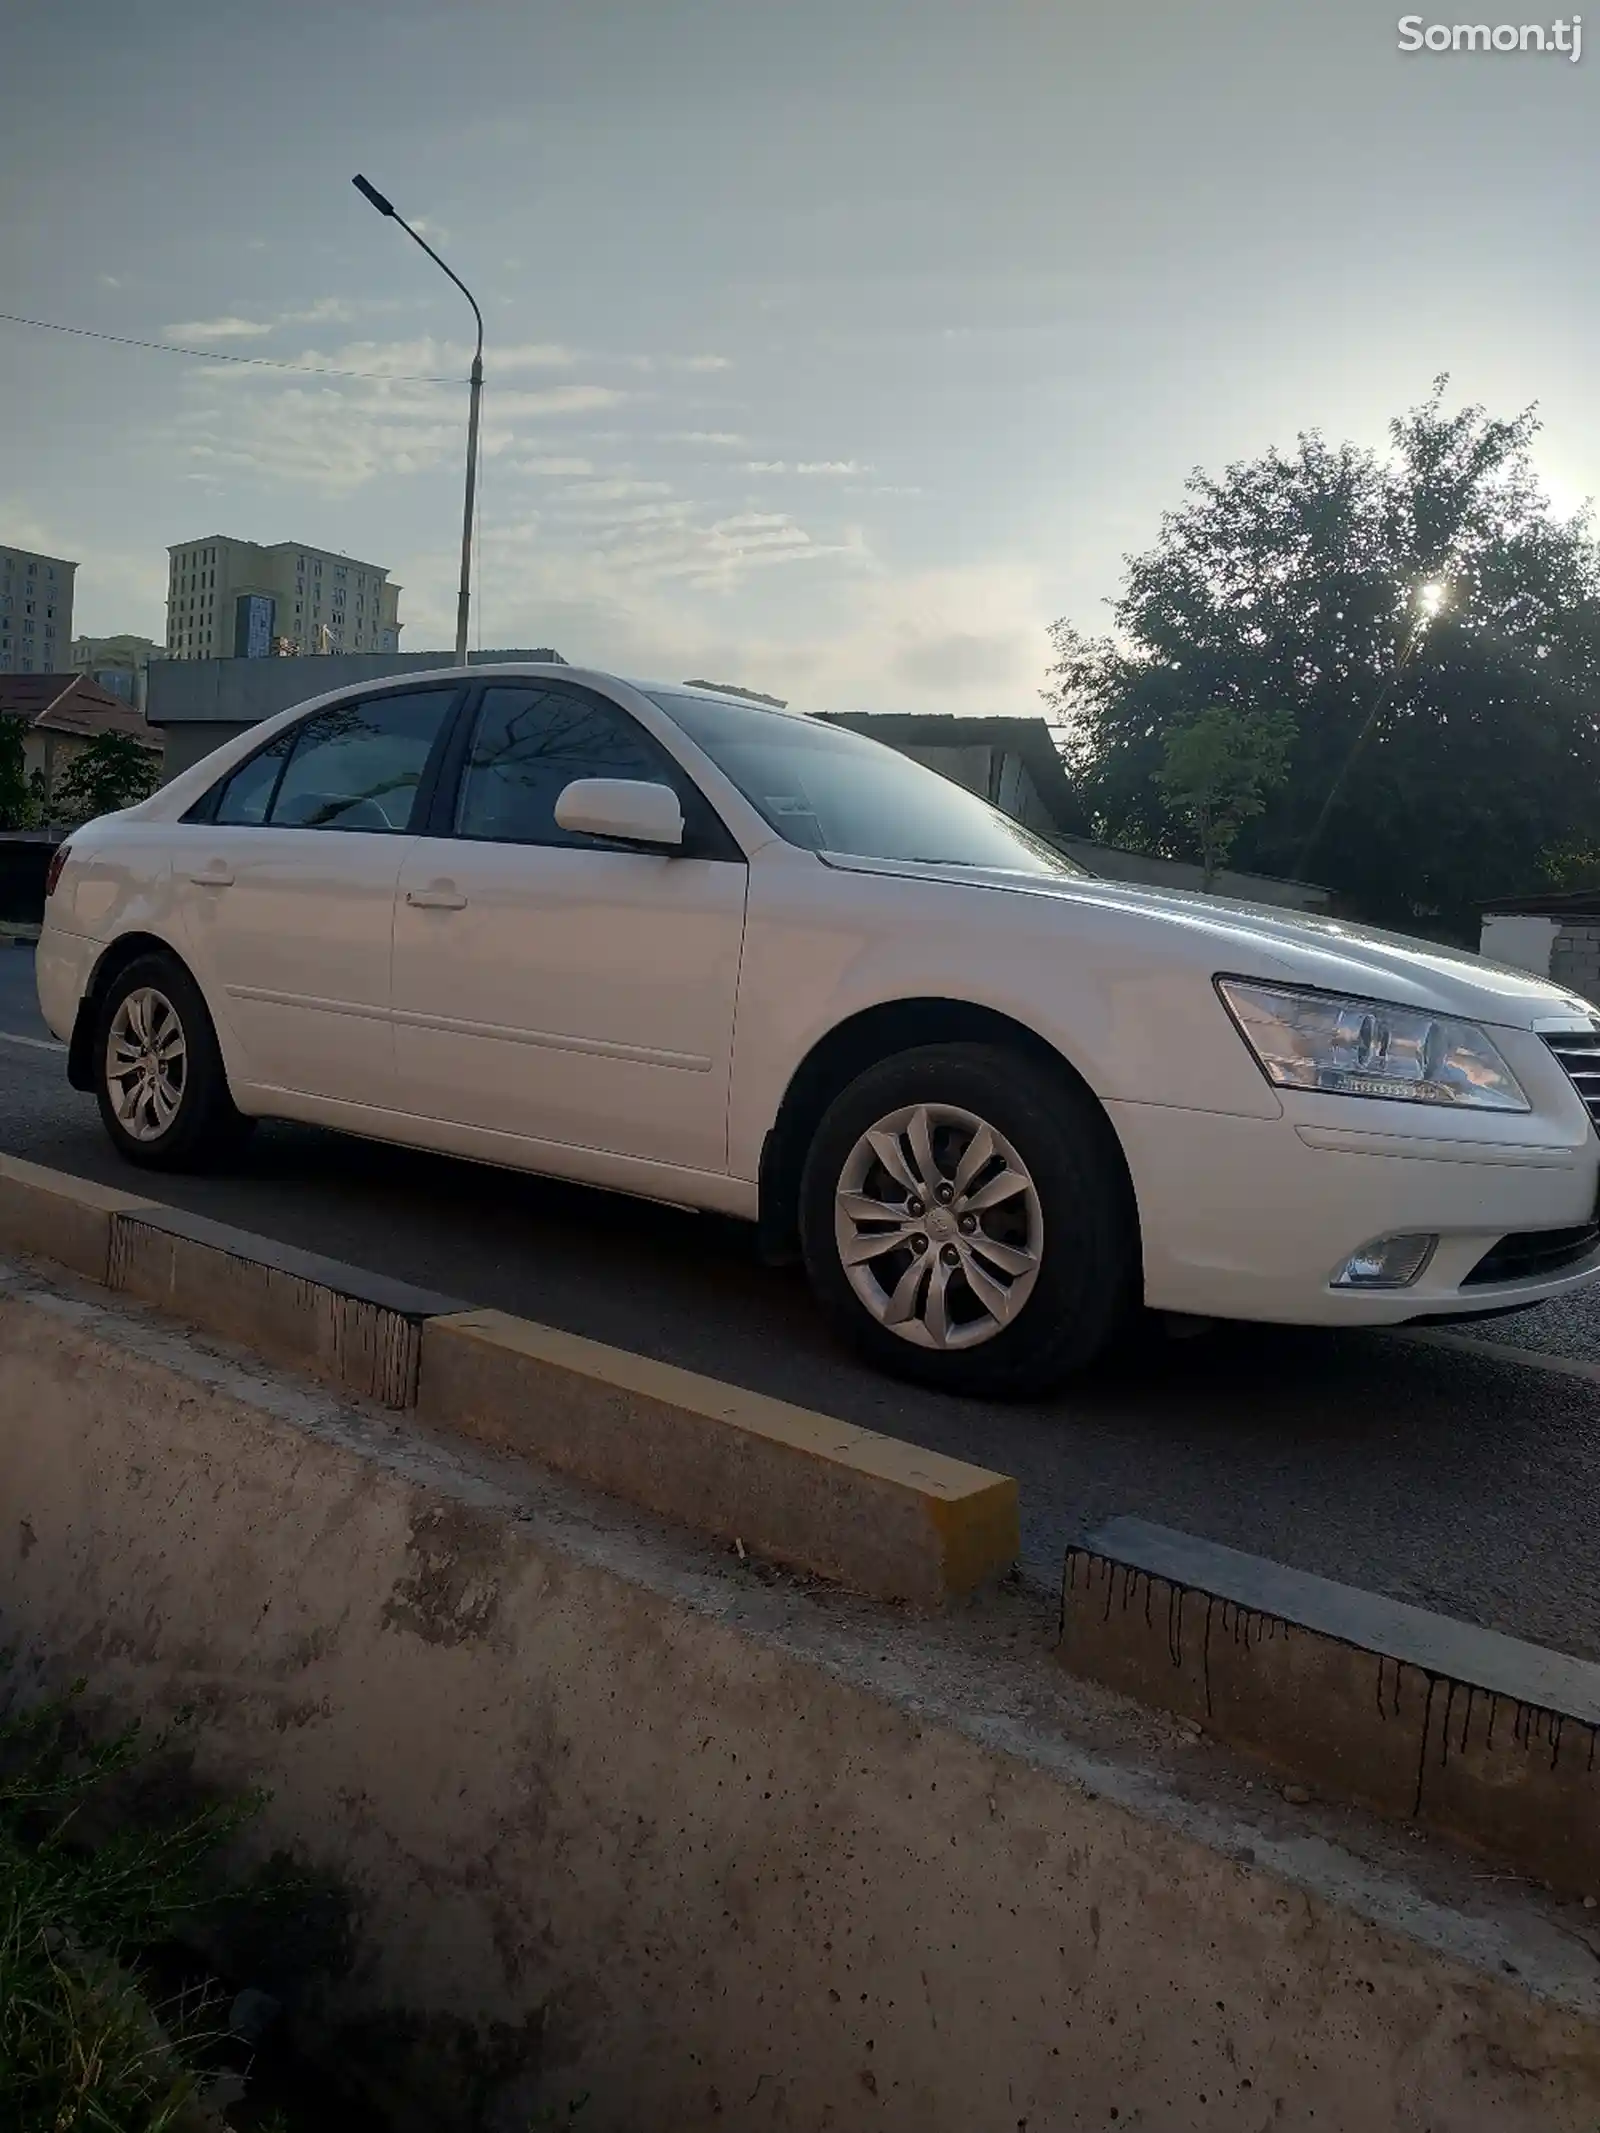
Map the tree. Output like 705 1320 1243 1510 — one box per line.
1048 379 1600 936
0 717 36 830
51 732 161 825
1155 704 1294 891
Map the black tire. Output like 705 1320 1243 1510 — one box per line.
92 951 252 1172
798 1042 1137 1398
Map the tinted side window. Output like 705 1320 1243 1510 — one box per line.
454 686 676 848
268 689 455 833
212 730 293 826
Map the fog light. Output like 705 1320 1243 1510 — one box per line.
1331 1234 1438 1289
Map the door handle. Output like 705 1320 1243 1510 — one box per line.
188 865 235 887
405 887 468 911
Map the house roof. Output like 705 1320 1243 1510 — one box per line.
814 712 1089 836
1480 889 1600 919
0 673 161 748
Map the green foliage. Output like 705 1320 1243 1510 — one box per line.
0 716 37 830
1154 704 1294 890
0 1681 259 2132
1049 378 1600 935
52 732 162 826
1538 838 1600 891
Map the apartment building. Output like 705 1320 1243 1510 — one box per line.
69 633 167 712
0 545 77 674
166 536 402 661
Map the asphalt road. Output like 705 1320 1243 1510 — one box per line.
6 942 1600 1661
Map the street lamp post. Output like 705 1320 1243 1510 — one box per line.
352 173 482 665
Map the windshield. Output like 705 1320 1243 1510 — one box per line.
646 693 1087 876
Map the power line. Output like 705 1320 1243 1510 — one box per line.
0 310 464 384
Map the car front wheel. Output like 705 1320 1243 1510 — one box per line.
799 1042 1137 1398
93 952 251 1172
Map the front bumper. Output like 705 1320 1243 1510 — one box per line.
1109 1098 1600 1326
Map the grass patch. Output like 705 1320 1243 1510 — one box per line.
0 1679 587 2130
0 1678 268 2131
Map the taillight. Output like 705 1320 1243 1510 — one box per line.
44 844 70 898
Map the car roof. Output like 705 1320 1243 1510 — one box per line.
346 663 815 723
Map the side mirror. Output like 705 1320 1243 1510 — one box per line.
553 777 685 850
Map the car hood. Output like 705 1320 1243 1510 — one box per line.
817 853 1596 1027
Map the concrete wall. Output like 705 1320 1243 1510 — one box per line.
147 649 563 726
1055 835 1333 911
1481 913 1561 977
1551 920 1600 1004
147 650 567 781
156 720 254 780
889 742 1063 841
5 1262 1600 2132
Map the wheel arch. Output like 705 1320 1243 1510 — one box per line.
756 995 1137 1263
67 931 196 1091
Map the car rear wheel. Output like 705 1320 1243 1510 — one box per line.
799 1042 1137 1397
93 952 251 1172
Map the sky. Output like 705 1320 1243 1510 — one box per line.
2 0 1596 713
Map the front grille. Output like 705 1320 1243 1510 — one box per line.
1543 1028 1600 1127
1463 1224 1600 1287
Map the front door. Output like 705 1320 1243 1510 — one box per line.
174 685 460 1107
390 681 748 1174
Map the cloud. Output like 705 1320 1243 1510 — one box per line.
487 385 627 419
282 297 360 328
513 455 596 477
488 343 580 374
744 460 871 477
395 516 1050 715
165 316 274 342
486 497 870 598
667 431 750 449
160 354 627 497
625 353 735 375
558 478 674 503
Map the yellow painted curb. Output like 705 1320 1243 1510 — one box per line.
419 1309 1019 1605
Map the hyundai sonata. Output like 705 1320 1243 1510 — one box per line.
34 666 1600 1394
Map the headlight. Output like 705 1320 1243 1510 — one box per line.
1216 979 1530 1112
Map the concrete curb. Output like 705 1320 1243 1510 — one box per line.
0 1153 159 1286
0 1157 1016 1603
420 1308 1019 1605
1059 1516 1600 1897
109 1204 468 1409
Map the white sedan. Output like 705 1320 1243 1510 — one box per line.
34 665 1600 1395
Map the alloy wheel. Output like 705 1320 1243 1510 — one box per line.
105 986 188 1143
832 1101 1044 1350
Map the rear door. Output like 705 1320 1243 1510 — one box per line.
390 680 748 1173
174 685 460 1107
